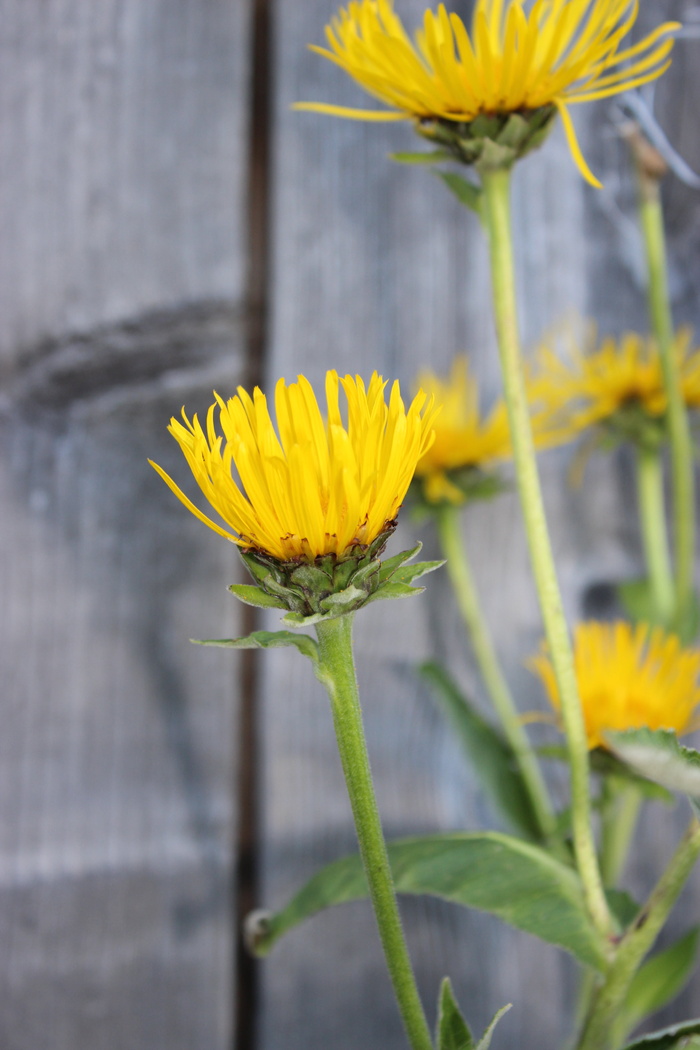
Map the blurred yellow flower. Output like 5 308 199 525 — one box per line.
530 621 700 749
413 357 511 503
295 0 679 185
413 355 562 503
150 371 438 563
530 328 700 447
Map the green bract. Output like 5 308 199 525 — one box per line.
230 537 443 626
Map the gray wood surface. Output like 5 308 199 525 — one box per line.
0 2 252 1048
2 1 700 1049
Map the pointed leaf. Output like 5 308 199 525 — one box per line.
250 832 607 970
476 1004 513 1050
436 171 483 216
420 662 542 841
437 978 475 1050
227 583 288 610
605 729 700 799
390 149 454 165
614 928 700 1044
193 629 318 663
378 542 423 582
622 1019 700 1049
387 559 445 585
368 581 424 602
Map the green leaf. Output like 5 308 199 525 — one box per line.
606 888 640 930
420 662 542 841
436 978 475 1050
621 1019 700 1049
476 1004 512 1050
613 928 700 1045
227 583 288 610
193 629 318 663
605 729 700 800
390 149 454 165
250 832 608 970
435 171 483 216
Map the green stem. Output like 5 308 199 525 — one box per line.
576 819 700 1050
636 444 675 626
638 168 695 634
479 165 612 939
436 503 556 841
314 614 434 1050
600 780 642 889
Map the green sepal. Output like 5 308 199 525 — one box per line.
367 581 426 602
248 832 608 970
192 629 319 664
617 578 700 638
420 661 543 841
475 1004 513 1050
605 728 700 801
436 979 511 1050
377 541 423 580
435 172 483 218
390 149 454 165
621 1019 700 1050
436 978 475 1050
227 584 289 610
415 106 556 171
612 928 700 1047
618 578 669 629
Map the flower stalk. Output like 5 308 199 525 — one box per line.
636 443 675 625
435 503 556 841
479 165 612 938
314 613 434 1050
576 818 700 1050
637 156 696 635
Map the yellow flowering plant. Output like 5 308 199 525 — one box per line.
151 3 700 1047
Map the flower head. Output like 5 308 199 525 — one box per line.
529 621 700 749
412 355 563 504
296 0 679 185
530 327 700 450
150 371 437 564
413 356 511 503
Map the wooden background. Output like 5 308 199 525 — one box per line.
1 1 700 1048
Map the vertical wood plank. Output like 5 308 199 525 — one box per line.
0 2 253 1047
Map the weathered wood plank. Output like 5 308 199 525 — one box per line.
0 1 253 1047
259 0 700 1046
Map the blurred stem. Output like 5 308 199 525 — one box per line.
636 444 675 626
576 819 700 1050
600 779 642 888
638 164 695 634
314 614 434 1050
479 165 612 939
436 503 556 841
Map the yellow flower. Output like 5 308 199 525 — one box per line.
413 356 511 503
530 327 700 446
413 355 563 503
150 371 438 564
529 621 700 749
295 0 679 186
